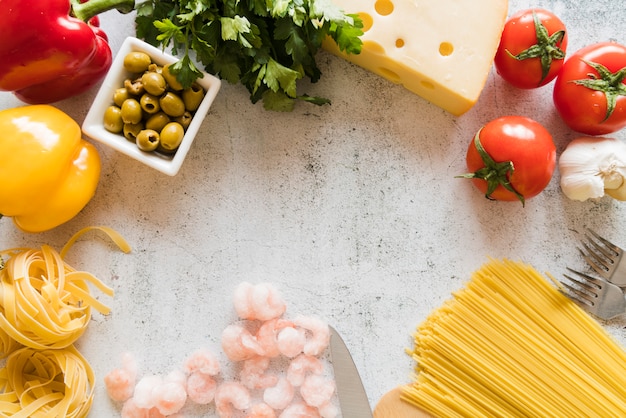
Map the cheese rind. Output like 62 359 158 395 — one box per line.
324 0 509 115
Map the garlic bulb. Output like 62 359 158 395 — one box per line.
559 137 626 201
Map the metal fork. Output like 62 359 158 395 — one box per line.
560 268 626 320
579 229 626 287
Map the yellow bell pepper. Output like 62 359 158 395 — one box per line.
0 105 101 233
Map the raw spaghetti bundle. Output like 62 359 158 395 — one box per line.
405 258 626 417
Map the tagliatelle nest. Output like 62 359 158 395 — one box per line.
0 345 95 418
0 226 130 352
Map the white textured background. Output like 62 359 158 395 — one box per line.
1 0 626 416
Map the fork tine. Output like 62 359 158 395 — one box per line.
586 228 622 255
579 243 611 277
562 268 601 304
562 267 626 320
560 280 594 307
579 229 621 278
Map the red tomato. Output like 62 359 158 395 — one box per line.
494 8 568 89
553 42 626 136
462 116 556 205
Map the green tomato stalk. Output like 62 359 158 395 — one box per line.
506 11 566 85
573 60 626 123
457 129 526 206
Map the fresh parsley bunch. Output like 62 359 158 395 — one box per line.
135 0 363 111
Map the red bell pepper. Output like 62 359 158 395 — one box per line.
0 0 134 104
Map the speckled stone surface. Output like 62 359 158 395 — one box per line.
1 0 626 416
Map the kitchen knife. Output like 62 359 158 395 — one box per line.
329 325 374 418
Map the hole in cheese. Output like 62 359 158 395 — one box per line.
439 42 454 56
421 80 435 89
379 67 401 83
395 39 405 48
374 0 394 16
359 13 374 32
363 40 385 55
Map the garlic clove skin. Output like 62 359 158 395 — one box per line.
606 180 626 201
559 137 626 202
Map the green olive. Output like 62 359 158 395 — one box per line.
159 92 186 117
103 106 124 133
121 98 142 124
140 93 161 114
145 112 171 132
124 78 144 96
136 129 160 152
141 72 166 96
174 111 193 130
123 52 152 73
158 122 185 154
162 64 184 91
123 122 143 142
182 83 205 112
113 88 130 107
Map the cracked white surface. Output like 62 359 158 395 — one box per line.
1 0 626 416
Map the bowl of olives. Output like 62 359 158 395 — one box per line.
82 37 221 176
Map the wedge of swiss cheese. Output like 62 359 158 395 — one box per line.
324 0 509 115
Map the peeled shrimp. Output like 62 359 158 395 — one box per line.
234 282 287 321
276 326 306 358
153 379 187 416
120 398 149 418
256 318 295 358
278 401 321 418
131 372 187 415
186 371 218 404
105 352 138 402
183 348 220 376
287 354 324 387
222 323 265 361
165 369 188 388
300 375 335 408
133 375 164 409
293 315 330 357
246 403 277 418
214 381 251 418
318 401 339 418
263 376 295 410
120 399 170 418
240 356 278 389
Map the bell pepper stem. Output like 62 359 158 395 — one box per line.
71 0 135 22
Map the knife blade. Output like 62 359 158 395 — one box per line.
329 325 374 418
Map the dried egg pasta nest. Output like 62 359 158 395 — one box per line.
0 345 94 417
0 226 130 351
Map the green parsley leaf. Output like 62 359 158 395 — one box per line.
169 55 204 88
134 0 363 111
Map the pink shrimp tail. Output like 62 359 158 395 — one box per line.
293 315 330 357
215 381 251 418
234 282 287 321
256 318 295 358
222 324 265 361
278 401 321 418
300 375 336 408
263 376 295 410
183 348 221 376
104 352 138 402
240 356 279 389
287 354 324 387
187 371 218 404
246 402 278 418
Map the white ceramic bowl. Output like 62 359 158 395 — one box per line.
82 37 221 176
